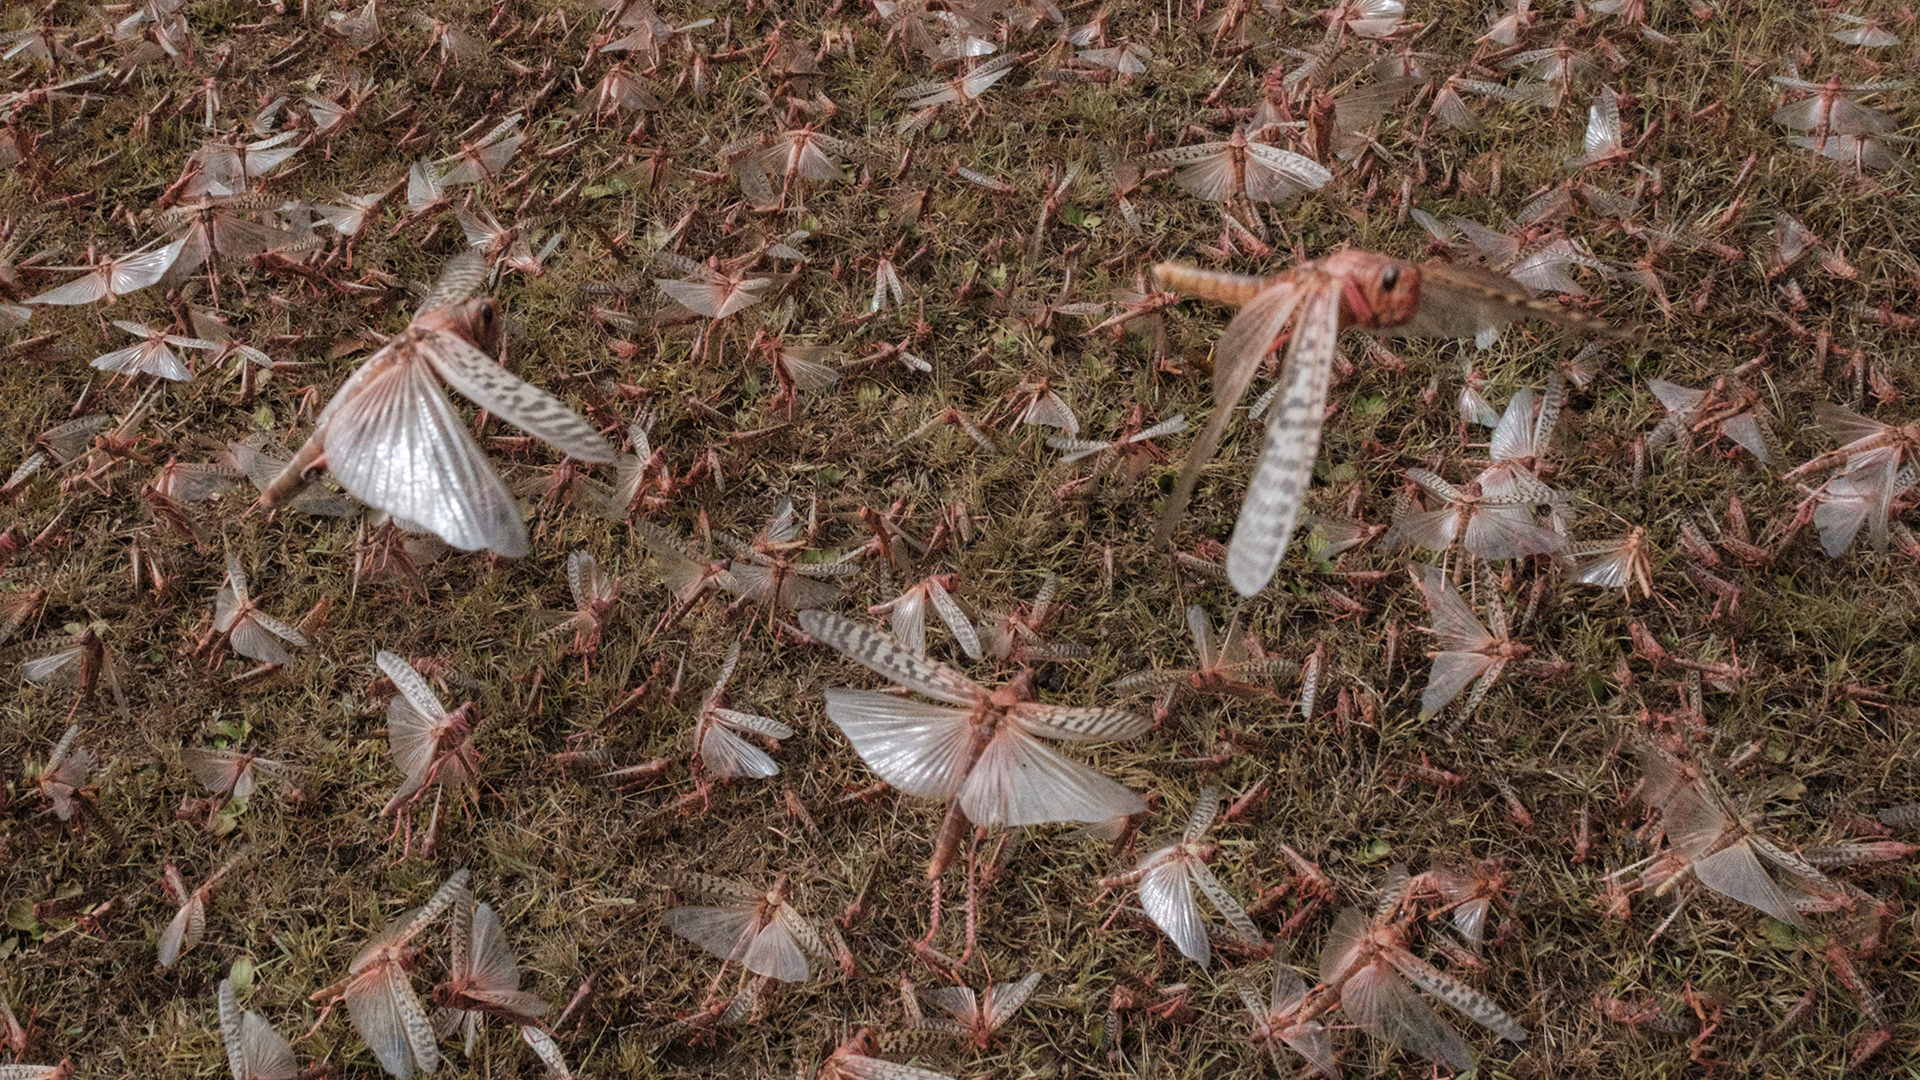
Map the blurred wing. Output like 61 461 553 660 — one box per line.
1153 278 1306 547
1341 962 1475 1073
420 251 489 313
1405 260 1632 343
157 896 204 967
820 689 972 799
828 1053 959 1080
1226 284 1341 596
664 904 756 964
1720 412 1772 464
421 332 613 463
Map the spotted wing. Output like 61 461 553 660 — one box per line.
421 330 613 464
800 610 983 706
1225 283 1342 596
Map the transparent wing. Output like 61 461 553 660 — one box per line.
1488 388 1537 462
921 985 979 1025
889 587 928 655
1463 504 1565 559
820 689 973 799
1417 566 1494 649
1340 962 1475 1073
1404 260 1632 343
346 963 436 1078
1692 840 1809 929
740 919 811 983
700 723 781 779
239 1010 299 1080
1720 412 1772 464
466 903 527 998
664 904 757 965
959 726 1146 826
1421 652 1497 716
319 348 527 557
1138 855 1209 967
157 896 203 967
229 616 296 665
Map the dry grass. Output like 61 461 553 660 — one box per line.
1 0 1918 1077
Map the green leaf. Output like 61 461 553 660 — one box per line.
1358 838 1392 864
229 956 256 995
6 900 39 935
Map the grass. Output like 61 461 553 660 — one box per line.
1 0 1918 1077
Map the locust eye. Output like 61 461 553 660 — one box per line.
478 302 496 326
1381 265 1400 290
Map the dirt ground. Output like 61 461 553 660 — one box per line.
1 0 1917 1077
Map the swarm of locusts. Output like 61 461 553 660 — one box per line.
2 0 1918 1077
